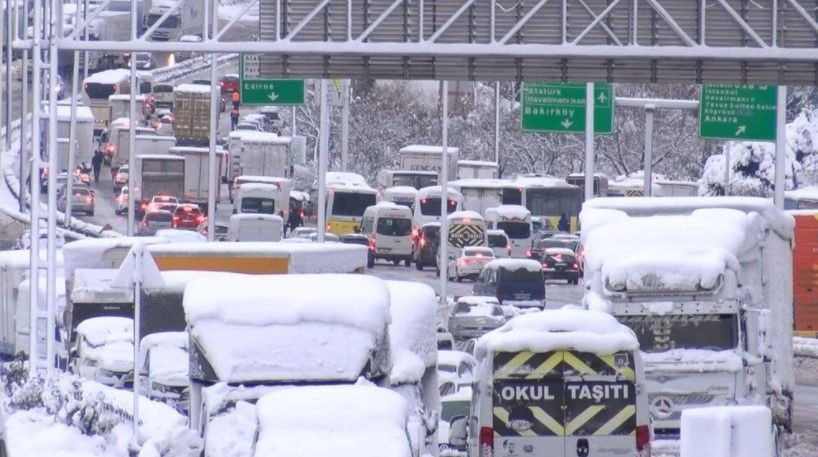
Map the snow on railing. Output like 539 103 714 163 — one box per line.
793 336 818 359
0 54 238 240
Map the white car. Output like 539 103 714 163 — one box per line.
448 296 506 341
138 332 190 412
72 317 134 388
486 229 511 258
437 350 477 387
449 246 495 281
437 390 471 452
115 186 129 215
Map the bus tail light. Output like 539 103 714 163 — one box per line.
635 425 651 456
479 426 493 457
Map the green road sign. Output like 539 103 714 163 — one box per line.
239 54 305 105
699 84 777 141
521 82 613 135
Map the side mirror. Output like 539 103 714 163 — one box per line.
449 415 468 447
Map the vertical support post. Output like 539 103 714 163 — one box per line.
46 0 60 376
127 0 138 237
317 79 329 243
29 0 43 376
724 142 731 196
643 105 654 196
82 0 89 81
340 80 349 171
439 80 449 304
1 4 6 155
130 244 143 448
583 82 595 202
494 81 500 165
207 0 218 241
291 105 297 135
20 5 29 214
774 85 787 209
66 1 83 225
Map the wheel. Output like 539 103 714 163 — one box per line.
367 257 375 268
404 257 412 267
88 210 94 217
572 277 579 285
393 259 400 266
415 258 423 271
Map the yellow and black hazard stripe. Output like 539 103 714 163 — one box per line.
493 351 635 380
564 385 637 437
492 383 566 437
449 224 486 248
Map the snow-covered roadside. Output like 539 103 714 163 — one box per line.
793 337 818 360
2 365 200 457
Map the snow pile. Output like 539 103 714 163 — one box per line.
642 349 743 373
474 308 638 361
72 268 134 304
680 406 771 457
139 332 188 384
183 274 391 383
76 317 133 348
386 281 438 384
456 296 501 316
154 229 206 243
487 205 531 219
204 400 257 457
254 385 411 457
448 210 482 221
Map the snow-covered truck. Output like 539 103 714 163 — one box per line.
55 104 95 170
135 134 176 156
227 131 292 185
399 145 459 181
580 197 794 445
168 146 226 209
172 84 214 146
182 274 394 454
85 11 131 71
133 154 186 213
144 0 203 41
457 160 499 179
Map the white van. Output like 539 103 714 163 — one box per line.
486 229 511 258
453 308 652 457
382 186 419 212
234 183 282 216
414 185 463 228
484 205 533 258
360 202 414 267
226 213 284 242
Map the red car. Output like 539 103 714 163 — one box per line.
220 74 239 95
172 204 204 229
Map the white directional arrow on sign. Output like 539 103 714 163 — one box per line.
268 92 279 102
561 119 573 129
735 125 746 136
597 92 608 104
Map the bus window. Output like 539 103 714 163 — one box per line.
496 221 530 239
502 188 522 205
420 198 458 216
525 188 581 218
332 192 376 217
84 83 116 99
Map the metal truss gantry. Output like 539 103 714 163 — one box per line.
39 0 818 83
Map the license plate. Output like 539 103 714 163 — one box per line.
378 248 392 253
513 293 531 300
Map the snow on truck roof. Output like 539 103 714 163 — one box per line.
513 175 578 189
83 68 130 84
417 186 462 197
475 308 639 361
580 198 792 293
384 186 419 195
174 83 212 93
459 160 498 167
76 316 133 347
137 154 184 161
72 268 134 303
255 385 411 457
399 144 460 154
231 131 289 143
55 104 94 122
64 237 167 276
450 178 510 189
184 274 390 332
448 210 483 221
183 275 390 383
386 281 437 383
486 205 531 219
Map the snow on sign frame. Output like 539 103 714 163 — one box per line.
239 54 305 105
521 82 613 135
698 84 777 142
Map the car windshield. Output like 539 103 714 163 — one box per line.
536 239 578 251
241 197 275 214
331 192 376 217
620 314 738 352
488 234 508 248
376 217 412 236
419 197 458 216
438 363 456 373
497 221 530 239
147 212 172 222
84 82 116 99
441 400 470 422
499 268 545 298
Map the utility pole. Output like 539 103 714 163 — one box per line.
439 81 449 305
340 80 350 171
583 83 595 203
642 105 655 196
317 80 329 243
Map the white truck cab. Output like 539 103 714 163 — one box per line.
455 308 652 457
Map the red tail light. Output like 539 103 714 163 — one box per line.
85 196 92 203
635 425 651 456
196 215 205 223
525 250 532 258
420 238 426 247
478 426 493 457
368 237 376 252
572 262 579 269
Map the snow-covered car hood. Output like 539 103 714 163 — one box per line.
90 340 134 372
150 371 189 388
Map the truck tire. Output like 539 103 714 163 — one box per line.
415 258 423 270
405 258 412 267
393 259 400 266
368 257 375 268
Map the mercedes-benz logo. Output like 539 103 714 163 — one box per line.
650 395 674 419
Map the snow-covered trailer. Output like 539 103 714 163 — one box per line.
182 274 393 452
580 197 794 446
66 268 134 353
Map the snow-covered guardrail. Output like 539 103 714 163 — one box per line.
794 336 818 359
0 54 238 239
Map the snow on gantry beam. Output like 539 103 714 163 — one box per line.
52 0 818 83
